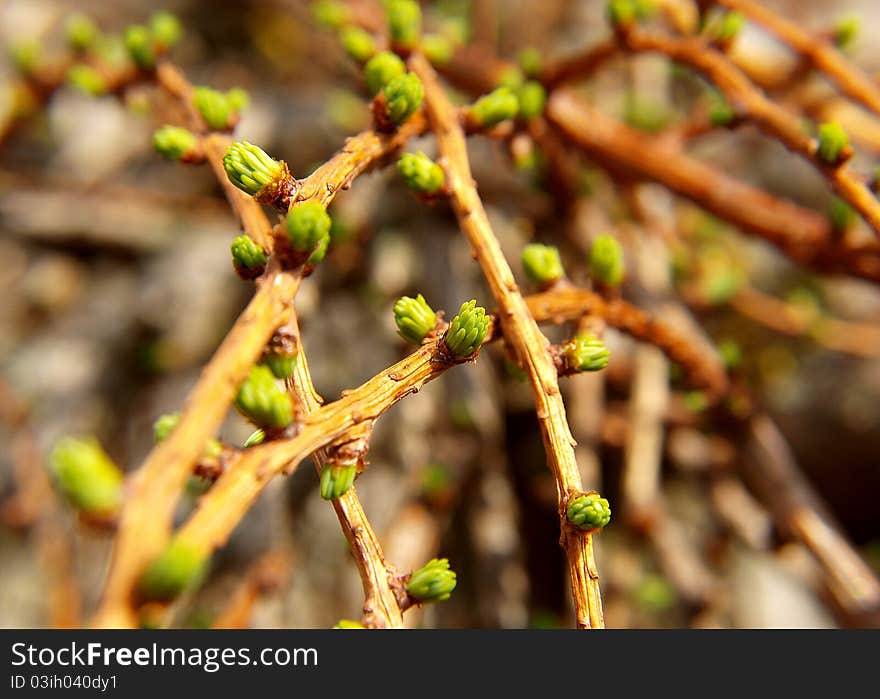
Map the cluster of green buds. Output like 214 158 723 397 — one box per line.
828 195 854 232
421 34 454 65
193 86 249 131
521 243 564 288
443 300 490 359
311 0 348 29
705 10 746 45
707 89 736 127
517 81 547 120
286 201 332 266
832 13 860 51
65 14 99 53
518 47 543 78
235 365 294 431
373 72 425 132
406 558 457 603
394 293 438 344
153 125 200 162
48 437 123 515
397 152 446 195
588 233 625 287
230 235 268 279
123 12 183 69
66 65 107 97
339 26 376 63
816 122 851 165
9 40 42 77
387 0 421 50
606 0 656 29
364 51 406 95
567 492 611 531
564 334 610 373
138 540 207 602
263 330 298 379
319 459 358 500
467 87 519 130
223 141 293 208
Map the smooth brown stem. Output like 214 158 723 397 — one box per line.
540 39 619 88
410 53 603 629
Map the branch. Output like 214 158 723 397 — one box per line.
410 53 603 629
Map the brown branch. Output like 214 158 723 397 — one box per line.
540 39 619 88
410 53 603 629
210 552 290 629
717 0 880 118
617 27 880 239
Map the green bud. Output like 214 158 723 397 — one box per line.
311 0 348 29
263 352 297 379
683 390 708 413
518 47 543 78
387 0 421 48
703 268 743 305
607 0 635 27
393 293 437 344
225 87 250 113
194 86 233 130
319 462 358 500
817 121 849 164
138 540 207 602
406 558 457 603
565 334 610 373
469 87 519 128
363 51 406 95
243 428 266 448
718 339 742 369
150 11 183 50
828 195 854 232
623 92 671 133
397 151 445 194
833 13 860 51
496 66 524 89
566 493 611 531
286 201 332 265
223 141 286 196
153 412 181 442
707 89 735 127
230 234 268 277
153 125 197 160
10 39 42 76
124 25 156 69
67 64 107 96
443 300 490 358
334 619 366 629
706 10 746 43
339 26 376 63
422 34 453 65
203 438 223 461
48 437 123 515
589 233 625 287
235 365 294 430
516 81 546 120
381 72 424 126
522 243 564 286
65 14 98 52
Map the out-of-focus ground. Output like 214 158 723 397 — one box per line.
0 0 878 628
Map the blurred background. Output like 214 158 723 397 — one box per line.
0 0 879 628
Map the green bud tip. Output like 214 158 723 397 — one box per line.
833 13 860 51
363 51 406 96
10 40 42 75
516 81 547 120
65 14 98 52
406 558 457 603
443 300 490 358
565 334 610 373
150 11 183 50
235 365 294 430
124 25 156 69
230 235 268 276
393 293 437 344
194 86 233 131
67 64 107 97
380 72 424 126
496 66 524 89
518 47 543 78
153 412 181 443
817 121 849 164
138 540 207 602
263 352 297 379
225 87 250 113
223 141 286 196
422 34 453 65
707 11 746 43
589 233 625 287
607 0 655 27
707 90 735 127
387 0 421 48
828 195 854 232
311 0 348 30
334 619 366 629
286 201 332 266
319 462 358 500
243 428 266 448
469 87 519 129
49 436 123 514
339 26 376 63
153 125 197 161
567 493 611 531
522 243 564 287
397 151 445 194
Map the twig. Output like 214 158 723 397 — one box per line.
540 39 619 88
410 53 603 629
211 552 290 629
